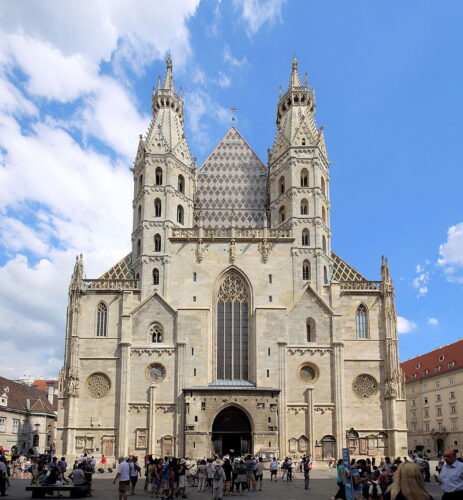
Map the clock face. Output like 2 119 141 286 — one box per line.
147 363 166 382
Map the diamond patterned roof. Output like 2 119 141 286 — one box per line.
99 254 133 280
331 252 366 282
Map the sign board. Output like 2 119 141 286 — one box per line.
342 448 354 500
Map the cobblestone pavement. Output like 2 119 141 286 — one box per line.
8 469 442 500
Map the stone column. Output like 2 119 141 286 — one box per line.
117 341 131 456
278 342 287 456
305 387 314 457
149 385 157 455
332 342 344 457
176 342 186 456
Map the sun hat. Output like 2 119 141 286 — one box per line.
213 459 224 466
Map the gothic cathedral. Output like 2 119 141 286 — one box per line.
57 57 407 461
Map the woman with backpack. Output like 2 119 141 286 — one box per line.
211 459 226 500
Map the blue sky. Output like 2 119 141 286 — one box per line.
1 0 463 379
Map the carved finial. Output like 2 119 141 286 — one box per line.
305 72 308 87
289 55 302 88
278 85 282 98
164 54 174 91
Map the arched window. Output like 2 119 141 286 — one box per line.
322 235 327 252
301 199 308 215
154 198 162 217
33 434 39 447
301 168 308 187
138 175 143 193
136 239 141 257
155 167 163 185
96 302 107 337
279 176 285 195
302 138 306 146
302 260 311 280
279 206 285 223
137 205 141 225
306 318 316 342
177 205 184 225
302 229 309 246
322 206 326 223
178 174 185 193
356 304 369 339
321 177 326 196
153 268 160 285
324 265 329 284
216 273 249 380
149 323 163 343
154 233 161 252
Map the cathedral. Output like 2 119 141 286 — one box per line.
57 57 407 461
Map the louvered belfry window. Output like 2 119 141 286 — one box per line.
216 273 249 380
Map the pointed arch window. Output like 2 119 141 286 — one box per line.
279 176 285 195
177 205 184 225
301 199 308 215
154 198 162 217
154 234 161 252
96 302 107 337
155 167 163 185
356 304 369 339
279 205 285 223
216 273 249 381
149 323 163 343
302 229 309 246
301 168 308 187
178 174 185 193
322 235 327 252
306 318 316 342
302 138 306 146
321 177 326 196
322 206 326 223
302 260 311 280
153 268 160 286
136 239 141 258
324 266 329 284
137 205 142 225
138 175 143 193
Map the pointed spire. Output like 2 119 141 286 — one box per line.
289 55 302 88
157 75 161 91
164 54 175 91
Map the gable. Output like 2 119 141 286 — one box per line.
196 127 267 228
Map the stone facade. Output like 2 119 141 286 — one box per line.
56 57 408 461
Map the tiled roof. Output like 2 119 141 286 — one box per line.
31 380 57 392
99 254 133 280
0 376 55 415
331 252 367 282
400 338 463 383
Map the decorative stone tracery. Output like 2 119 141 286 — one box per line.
87 373 111 398
217 274 248 302
352 374 378 399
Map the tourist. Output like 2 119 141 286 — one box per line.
211 459 226 500
333 458 345 499
160 459 170 499
435 449 463 499
144 455 153 492
197 459 207 492
69 463 87 486
328 456 334 471
234 460 248 496
0 457 7 497
59 457 69 484
302 456 312 490
222 457 232 495
383 461 431 500
206 459 213 490
177 458 188 498
351 459 367 500
255 457 264 491
269 457 278 481
129 456 141 495
286 457 293 482
99 455 107 472
113 457 130 500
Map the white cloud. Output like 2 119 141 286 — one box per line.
397 316 417 334
438 222 463 282
233 0 285 36
427 317 439 326
223 44 248 68
412 260 431 297
217 71 231 88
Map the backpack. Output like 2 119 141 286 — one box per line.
213 467 221 481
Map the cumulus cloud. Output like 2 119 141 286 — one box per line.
438 222 463 282
233 0 285 36
397 316 417 334
223 44 248 68
427 317 439 326
412 260 431 297
217 71 231 88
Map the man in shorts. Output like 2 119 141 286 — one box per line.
113 457 130 500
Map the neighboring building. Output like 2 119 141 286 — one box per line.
32 380 58 404
0 376 57 455
401 338 463 455
57 57 407 461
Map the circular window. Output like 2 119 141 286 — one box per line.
298 363 318 383
352 374 378 399
146 363 166 383
87 373 111 398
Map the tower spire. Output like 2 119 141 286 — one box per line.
164 54 175 91
289 56 302 88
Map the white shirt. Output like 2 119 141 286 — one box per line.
117 461 130 482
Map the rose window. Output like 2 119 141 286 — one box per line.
87 373 111 398
352 374 378 399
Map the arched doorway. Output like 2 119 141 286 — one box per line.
212 406 252 457
320 435 336 459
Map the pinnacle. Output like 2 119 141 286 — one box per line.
289 56 302 88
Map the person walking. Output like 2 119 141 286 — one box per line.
383 461 432 500
113 457 130 500
334 458 346 499
255 457 264 491
197 459 207 492
270 457 278 481
211 459 226 500
129 456 141 495
435 449 463 499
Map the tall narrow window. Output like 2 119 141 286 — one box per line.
137 205 142 225
149 323 163 343
302 229 309 246
96 302 107 337
279 206 285 223
153 268 160 285
321 177 326 196
322 235 327 252
279 176 285 195
356 304 368 339
177 205 184 224
178 174 185 193
155 167 163 185
322 206 326 223
154 198 162 217
154 234 161 252
216 273 249 381
302 260 311 280
138 175 143 193
301 199 308 215
324 266 329 284
306 318 315 342
136 239 141 257
301 168 308 187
